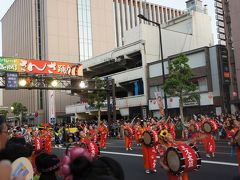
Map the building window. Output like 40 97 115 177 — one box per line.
129 2 133 28
78 0 93 61
149 85 164 99
40 90 43 109
198 77 208 92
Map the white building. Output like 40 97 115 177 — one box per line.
1 0 185 123
66 1 215 120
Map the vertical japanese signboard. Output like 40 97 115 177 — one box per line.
5 72 18 89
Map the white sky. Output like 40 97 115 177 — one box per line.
0 0 217 56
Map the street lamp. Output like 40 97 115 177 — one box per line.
10 106 14 111
79 81 86 89
19 79 27 87
51 80 58 87
137 14 168 116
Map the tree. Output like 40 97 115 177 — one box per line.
0 110 8 119
88 77 107 125
163 54 199 123
11 102 28 125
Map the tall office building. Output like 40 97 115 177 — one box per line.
112 0 185 47
216 0 240 112
1 0 184 122
79 0 185 60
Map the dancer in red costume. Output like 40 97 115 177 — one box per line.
99 121 108 149
44 135 52 154
78 131 99 158
167 118 176 140
201 118 217 158
133 121 142 146
202 133 216 158
140 121 158 174
159 132 189 180
188 119 201 146
122 122 133 151
89 125 97 142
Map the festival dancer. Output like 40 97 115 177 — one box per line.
99 121 108 149
159 131 189 180
133 121 142 146
167 117 176 140
122 122 133 151
202 133 216 158
201 118 217 158
78 130 100 158
44 128 52 154
140 121 157 174
89 125 98 142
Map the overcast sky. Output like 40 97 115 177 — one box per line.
0 0 216 56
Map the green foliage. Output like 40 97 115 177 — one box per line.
163 54 199 122
163 54 199 101
11 102 28 116
87 77 107 110
0 110 8 118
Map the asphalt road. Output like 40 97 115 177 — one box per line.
53 139 239 180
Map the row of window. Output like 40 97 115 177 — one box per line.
78 0 93 61
113 0 184 47
149 77 208 99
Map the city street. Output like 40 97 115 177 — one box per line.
53 139 239 180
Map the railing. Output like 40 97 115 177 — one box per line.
66 95 147 114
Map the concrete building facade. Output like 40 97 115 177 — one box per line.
148 45 230 118
220 0 240 113
66 1 215 120
1 0 185 123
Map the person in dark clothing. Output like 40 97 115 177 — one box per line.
70 156 124 180
0 134 33 167
35 152 60 180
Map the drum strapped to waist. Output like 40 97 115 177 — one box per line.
189 123 200 133
143 130 158 146
234 130 240 147
165 144 201 175
202 120 218 133
124 127 133 137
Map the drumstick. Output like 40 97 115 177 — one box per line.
130 116 138 126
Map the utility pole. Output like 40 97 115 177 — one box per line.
106 78 111 123
112 79 116 122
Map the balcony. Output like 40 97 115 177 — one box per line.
116 95 147 109
110 67 143 86
66 95 147 114
82 40 144 69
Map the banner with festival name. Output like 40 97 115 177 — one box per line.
0 57 83 76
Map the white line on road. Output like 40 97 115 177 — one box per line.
201 160 238 167
53 147 238 166
103 145 232 153
53 146 233 155
101 151 238 167
101 151 143 157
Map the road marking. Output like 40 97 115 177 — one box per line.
103 144 232 152
101 151 142 157
201 160 238 166
53 146 233 156
52 147 237 165
101 151 238 167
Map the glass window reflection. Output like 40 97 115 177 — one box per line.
78 0 93 61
